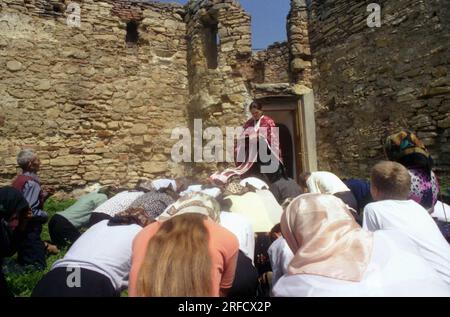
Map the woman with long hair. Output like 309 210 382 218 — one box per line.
129 193 239 297
137 213 213 296
32 192 173 297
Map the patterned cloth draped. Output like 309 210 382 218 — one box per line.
408 168 439 212
210 115 282 185
109 192 175 227
109 208 154 228
223 181 254 197
128 192 175 219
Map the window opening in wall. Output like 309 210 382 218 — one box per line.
204 23 219 69
254 61 265 83
53 4 63 13
126 21 139 45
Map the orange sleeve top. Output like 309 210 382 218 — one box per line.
128 218 239 297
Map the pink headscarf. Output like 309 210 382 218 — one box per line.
281 193 373 282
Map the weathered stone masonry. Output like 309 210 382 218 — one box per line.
184 0 253 179
309 0 450 184
0 0 449 191
0 0 189 190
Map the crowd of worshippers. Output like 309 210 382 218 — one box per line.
1 130 449 297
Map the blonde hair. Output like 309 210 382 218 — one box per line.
136 213 212 297
371 161 411 200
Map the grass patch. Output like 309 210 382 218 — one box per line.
5 251 66 297
4 197 75 297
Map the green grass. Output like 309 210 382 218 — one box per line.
4 197 75 297
4 197 131 297
5 251 67 297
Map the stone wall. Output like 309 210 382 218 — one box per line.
253 42 290 84
288 0 313 88
0 0 295 190
185 0 253 178
3 0 446 192
308 0 450 184
0 0 189 190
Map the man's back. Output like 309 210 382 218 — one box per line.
57 192 107 228
269 177 302 203
363 199 450 288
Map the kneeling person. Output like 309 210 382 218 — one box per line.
48 189 108 249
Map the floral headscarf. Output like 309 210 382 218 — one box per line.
157 192 221 223
129 192 175 219
109 192 174 227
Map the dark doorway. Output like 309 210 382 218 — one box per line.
260 97 303 182
277 124 294 178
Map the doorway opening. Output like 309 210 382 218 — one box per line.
258 97 303 181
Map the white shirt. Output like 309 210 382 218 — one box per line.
93 191 144 217
52 220 142 291
220 212 255 263
363 200 450 289
306 171 350 194
180 185 222 198
254 115 264 132
268 237 293 286
272 230 450 297
240 177 269 190
151 179 176 191
432 200 450 223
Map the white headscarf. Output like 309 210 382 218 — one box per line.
240 177 269 190
157 192 221 223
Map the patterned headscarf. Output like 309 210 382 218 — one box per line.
157 192 221 223
109 192 174 227
384 130 434 173
223 181 253 197
109 208 154 228
129 192 175 219
384 131 430 162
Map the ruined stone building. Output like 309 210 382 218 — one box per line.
0 0 449 191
